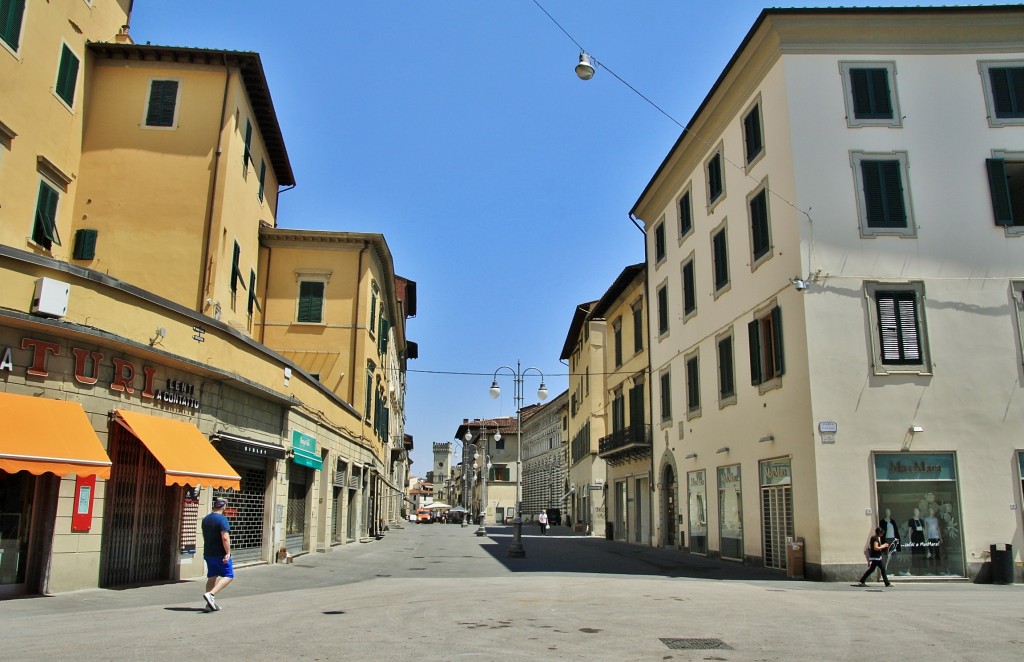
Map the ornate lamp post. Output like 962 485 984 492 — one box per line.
464 428 495 538
489 360 548 558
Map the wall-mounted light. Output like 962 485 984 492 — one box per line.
901 425 923 452
759 435 775 443
790 278 809 292
716 447 729 454
685 452 697 460
909 426 924 433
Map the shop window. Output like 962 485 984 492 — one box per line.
687 470 708 555
718 465 743 561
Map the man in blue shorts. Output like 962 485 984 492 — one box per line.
201 498 233 611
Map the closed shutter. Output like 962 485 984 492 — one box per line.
247 270 262 315
743 105 762 162
986 158 1014 226
682 261 696 314
679 191 692 235
718 336 734 398
771 305 785 377
55 45 79 106
876 292 920 364
243 120 253 168
686 356 700 412
145 80 179 127
33 181 61 247
1 0 26 50
988 67 1024 118
861 160 905 228
258 160 267 201
850 68 892 119
713 230 729 289
298 281 324 323
750 190 769 259
708 154 723 201
748 318 762 385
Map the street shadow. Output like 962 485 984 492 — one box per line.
479 525 791 582
163 607 212 613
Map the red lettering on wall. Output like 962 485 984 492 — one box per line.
22 338 59 377
72 348 104 385
110 358 135 394
141 366 157 399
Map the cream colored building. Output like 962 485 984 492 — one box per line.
590 264 652 545
456 417 521 524
0 2 414 597
633 6 1024 580
522 389 568 522
560 302 607 534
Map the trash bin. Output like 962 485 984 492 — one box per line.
990 544 1014 585
786 538 805 579
605 522 614 540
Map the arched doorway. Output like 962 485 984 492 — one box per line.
663 465 677 548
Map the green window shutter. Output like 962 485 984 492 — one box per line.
686 356 700 411
713 229 729 289
628 385 644 429
659 372 671 421
657 286 669 334
369 292 377 334
55 45 79 106
850 68 892 119
748 319 762 386
655 223 665 261
230 242 246 294
145 80 179 127
679 191 692 236
986 158 1014 226
750 190 770 259
32 182 61 248
1 0 26 51
298 281 324 323
708 154 723 201
247 270 262 315
861 160 905 228
364 371 373 419
743 105 762 162
633 305 643 352
243 120 252 169
72 228 98 260
989 67 1024 118
719 336 734 398
771 306 785 377
682 261 695 314
258 160 266 201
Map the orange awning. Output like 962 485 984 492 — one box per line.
0 393 112 479
113 410 240 490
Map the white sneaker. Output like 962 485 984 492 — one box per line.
203 591 220 611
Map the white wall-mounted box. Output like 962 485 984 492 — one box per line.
31 277 70 317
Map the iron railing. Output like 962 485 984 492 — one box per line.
598 423 652 457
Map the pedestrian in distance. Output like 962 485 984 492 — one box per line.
857 527 892 587
201 497 233 611
538 510 548 535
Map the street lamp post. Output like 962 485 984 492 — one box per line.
490 360 548 558
464 428 495 538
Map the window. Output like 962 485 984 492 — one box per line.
229 241 246 309
748 305 785 388
632 299 643 353
706 147 725 207
656 282 669 337
55 44 80 107
840 62 901 127
979 61 1024 126
685 351 700 417
613 318 622 368
743 100 764 165
654 220 666 264
659 369 672 423
364 365 374 419
369 283 379 334
242 119 253 170
491 466 510 482
258 159 267 202
681 254 696 320
1013 282 1024 365
297 280 325 323
865 282 930 374
612 388 625 433
711 223 730 294
748 186 772 266
1 0 26 52
986 155 1024 230
247 270 262 317
31 180 61 250
678 188 693 239
717 331 736 406
495 436 505 451
851 151 915 237
144 80 179 128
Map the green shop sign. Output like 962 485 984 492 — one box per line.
874 453 955 481
291 430 323 470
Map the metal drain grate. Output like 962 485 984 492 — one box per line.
660 638 733 650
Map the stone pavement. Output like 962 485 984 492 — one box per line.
1 523 1020 661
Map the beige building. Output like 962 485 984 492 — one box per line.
456 417 521 524
590 264 652 545
522 389 568 523
560 302 607 534
632 6 1024 580
0 2 414 597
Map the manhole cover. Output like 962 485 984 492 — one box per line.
660 638 733 650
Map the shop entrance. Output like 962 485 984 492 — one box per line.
100 424 177 587
760 458 793 570
663 465 677 547
213 464 267 564
285 462 309 552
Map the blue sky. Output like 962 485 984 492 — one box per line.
130 1 1015 475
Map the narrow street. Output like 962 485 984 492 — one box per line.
1 524 1020 661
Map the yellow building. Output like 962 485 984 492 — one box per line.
0 3 413 597
590 264 652 545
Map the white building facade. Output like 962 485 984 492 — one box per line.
634 6 1024 580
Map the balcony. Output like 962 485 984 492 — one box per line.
598 424 652 463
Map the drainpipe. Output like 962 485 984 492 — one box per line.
196 64 232 313
631 211 658 547
349 242 370 405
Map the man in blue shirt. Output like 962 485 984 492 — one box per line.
201 498 233 611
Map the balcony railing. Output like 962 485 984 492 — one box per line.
598 423 652 459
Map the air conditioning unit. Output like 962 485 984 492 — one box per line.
31 277 70 318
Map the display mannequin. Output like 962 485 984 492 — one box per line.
925 506 941 569
908 507 925 570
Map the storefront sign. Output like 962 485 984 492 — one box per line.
0 336 199 411
874 453 956 481
760 458 792 486
291 430 322 470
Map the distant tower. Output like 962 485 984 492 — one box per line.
432 442 452 501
